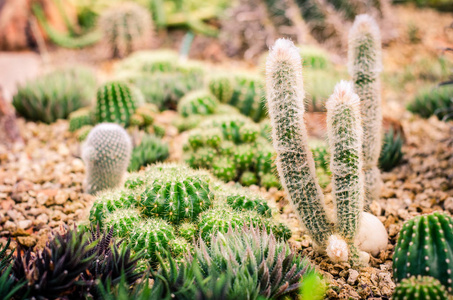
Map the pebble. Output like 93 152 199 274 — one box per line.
17 220 32 230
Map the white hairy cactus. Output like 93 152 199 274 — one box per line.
326 235 349 263
266 38 334 248
348 14 383 207
82 123 132 195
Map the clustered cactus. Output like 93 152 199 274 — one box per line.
128 134 169 172
177 90 219 117
184 115 280 189
393 276 449 300
88 163 291 264
98 2 154 58
82 123 132 195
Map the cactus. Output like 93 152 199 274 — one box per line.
239 171 258 186
348 14 383 207
233 145 255 170
95 82 139 127
207 74 235 103
130 219 175 262
128 134 169 172
218 186 272 217
76 125 93 142
212 157 237 182
260 173 280 189
13 67 96 124
393 276 449 300
379 127 403 172
169 237 192 258
98 2 154 58
82 123 132 195
104 208 143 237
298 45 332 70
178 222 198 242
177 90 219 117
68 107 93 132
265 38 334 248
230 75 267 122
393 212 453 293
137 167 214 224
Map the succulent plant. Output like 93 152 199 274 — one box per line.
104 208 143 238
177 90 219 117
169 237 192 258
0 265 26 300
379 127 404 171
128 134 169 172
0 238 13 274
299 45 332 70
76 125 93 141
212 157 237 182
178 222 198 242
207 74 235 104
259 173 280 189
239 171 258 186
82 123 132 195
349 14 383 207
216 185 272 217
230 75 267 122
233 144 255 170
68 107 93 132
393 212 453 293
393 276 449 300
13 67 96 124
95 82 139 127
98 2 154 58
408 85 453 121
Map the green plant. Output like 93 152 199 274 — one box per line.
0 265 26 300
13 67 96 124
82 123 132 195
177 90 219 117
299 45 332 70
304 69 342 112
0 238 13 273
95 82 139 127
379 127 403 171
239 171 258 186
98 2 154 58
393 276 449 300
68 107 93 132
230 75 267 122
128 134 169 172
104 209 143 237
76 125 94 141
393 212 453 293
212 156 237 182
216 185 272 217
408 85 453 121
207 74 235 103
259 173 280 189
177 222 198 242
348 14 383 207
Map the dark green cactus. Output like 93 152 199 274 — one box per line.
379 127 403 172
393 212 453 293
104 208 143 237
393 276 449 300
177 90 219 117
95 82 139 127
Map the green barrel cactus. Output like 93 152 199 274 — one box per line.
82 123 132 195
95 81 139 127
218 186 272 217
207 74 234 103
239 171 258 186
104 208 143 237
230 75 267 122
200 115 254 144
212 157 237 182
178 222 198 242
393 276 449 300
68 107 93 132
128 134 169 172
259 173 280 189
393 212 453 293
169 237 192 258
177 90 219 117
89 189 137 228
130 219 175 261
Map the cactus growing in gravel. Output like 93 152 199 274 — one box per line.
326 81 364 243
393 276 449 300
379 127 403 171
348 14 383 207
393 212 453 293
177 90 219 117
104 209 142 237
68 107 93 132
95 82 138 127
82 123 132 195
98 2 153 58
265 38 334 248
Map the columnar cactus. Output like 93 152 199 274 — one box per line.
98 2 153 58
393 212 453 293
348 14 383 207
326 81 363 243
177 90 219 117
95 82 138 127
265 38 334 248
393 276 449 300
82 123 132 195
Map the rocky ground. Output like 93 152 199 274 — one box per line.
0 113 452 299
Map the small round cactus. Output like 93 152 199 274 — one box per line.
260 173 280 189
230 75 267 122
95 82 139 127
234 145 255 170
177 90 219 117
200 115 252 144
185 147 216 169
130 219 175 261
89 188 137 227
198 207 247 241
138 167 214 224
212 157 237 182
169 237 192 258
207 74 234 103
218 186 271 217
393 276 449 300
104 208 143 237
178 222 198 242
82 123 132 195
393 212 453 293
68 107 93 132
239 171 258 187
98 2 153 58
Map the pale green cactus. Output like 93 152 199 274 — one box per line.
82 123 132 195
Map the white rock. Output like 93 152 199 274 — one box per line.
356 211 388 256
326 234 349 263
17 219 32 230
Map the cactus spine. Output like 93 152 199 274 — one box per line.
348 14 383 207
393 212 453 293
265 39 333 248
82 123 132 195
393 276 449 300
326 81 363 243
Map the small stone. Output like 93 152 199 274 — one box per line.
57 144 70 156
347 269 359 285
71 158 85 172
55 191 68 205
3 220 16 232
17 220 32 230
17 236 37 247
36 214 49 225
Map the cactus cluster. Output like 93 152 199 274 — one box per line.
393 276 449 300
82 123 132 195
184 115 280 189
98 2 154 58
128 134 169 172
13 67 97 124
393 212 453 293
177 90 219 117
408 84 453 121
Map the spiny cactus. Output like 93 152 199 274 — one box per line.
379 127 404 172
349 14 383 207
178 222 198 242
177 90 219 117
98 2 153 58
230 75 267 122
95 82 139 127
169 237 192 258
130 219 175 262
393 276 449 300
82 123 132 195
393 212 453 293
299 45 332 70
239 171 258 186
104 208 143 237
216 185 272 217
212 157 237 182
128 134 169 172
76 125 93 142
265 38 334 248
137 167 214 224
207 74 235 103
260 173 280 189
68 107 93 132
326 81 363 243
